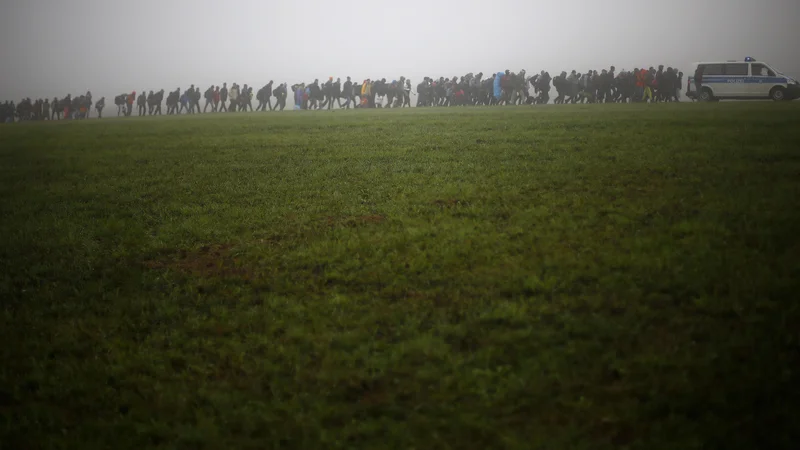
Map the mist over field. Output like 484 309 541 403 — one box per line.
2 0 799 101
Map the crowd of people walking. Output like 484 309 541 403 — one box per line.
1 64 687 123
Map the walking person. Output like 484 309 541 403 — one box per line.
95 97 105 118
126 91 135 116
229 83 239 112
203 85 215 112
341 77 353 109
242 85 253 111
219 83 228 112
137 91 147 116
693 65 704 101
272 83 287 111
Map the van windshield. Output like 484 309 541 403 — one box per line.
751 64 776 77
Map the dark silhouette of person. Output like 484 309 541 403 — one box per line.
151 90 164 115
219 83 229 111
95 97 105 118
137 91 147 116
114 94 126 116
146 90 154 114
204 85 215 112
240 84 252 111
257 81 274 111
166 88 179 114
51 97 60 120
332 78 342 108
186 85 200 113
126 91 135 116
319 77 336 109
342 77 353 109
272 83 287 111
308 79 321 109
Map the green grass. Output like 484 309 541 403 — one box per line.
1 103 799 449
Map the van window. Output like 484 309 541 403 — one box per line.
702 64 724 76
751 64 776 77
724 64 749 76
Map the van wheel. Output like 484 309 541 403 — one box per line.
699 88 714 102
770 87 786 101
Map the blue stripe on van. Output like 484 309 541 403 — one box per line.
693 76 787 84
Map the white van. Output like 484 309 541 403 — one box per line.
686 59 799 101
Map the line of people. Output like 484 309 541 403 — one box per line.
416 66 683 106
1 92 99 122
0 64 687 123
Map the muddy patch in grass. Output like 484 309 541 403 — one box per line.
143 244 251 279
323 215 386 228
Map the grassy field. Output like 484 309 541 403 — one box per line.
1 103 799 449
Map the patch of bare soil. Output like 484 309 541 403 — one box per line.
143 244 250 279
323 215 386 228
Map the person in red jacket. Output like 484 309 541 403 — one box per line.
126 91 135 116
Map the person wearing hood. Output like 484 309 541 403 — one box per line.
307 79 321 110
191 86 202 113
184 86 192 113
238 84 251 112
693 65 704 101
272 83 287 111
95 97 105 118
342 77 353 109
150 90 164 115
536 71 551 104
137 91 147 116
219 83 229 112
256 81 273 111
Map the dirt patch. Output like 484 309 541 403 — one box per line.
433 198 470 209
143 244 250 279
357 214 385 224
323 215 386 228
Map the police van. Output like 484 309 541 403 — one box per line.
687 58 800 101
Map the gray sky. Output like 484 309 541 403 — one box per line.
1 0 799 100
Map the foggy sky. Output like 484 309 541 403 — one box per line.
1 0 799 101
